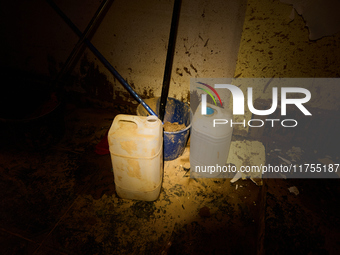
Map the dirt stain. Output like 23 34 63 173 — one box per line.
120 141 137 154
127 159 141 179
183 67 191 76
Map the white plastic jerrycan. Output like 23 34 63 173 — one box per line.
190 102 233 178
108 114 163 201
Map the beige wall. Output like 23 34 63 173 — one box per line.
0 0 247 106
232 0 340 134
1 0 338 117
81 0 247 103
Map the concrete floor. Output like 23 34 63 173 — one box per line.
0 103 339 255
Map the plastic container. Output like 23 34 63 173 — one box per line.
190 102 233 178
136 97 191 161
108 114 163 201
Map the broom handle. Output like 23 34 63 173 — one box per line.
159 0 182 122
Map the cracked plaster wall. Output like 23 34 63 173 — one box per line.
232 0 340 134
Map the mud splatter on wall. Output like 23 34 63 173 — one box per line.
232 0 340 135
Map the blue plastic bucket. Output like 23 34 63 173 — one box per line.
136 97 191 161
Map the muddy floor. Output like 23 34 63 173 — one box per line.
0 104 339 255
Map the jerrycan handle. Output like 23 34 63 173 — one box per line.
113 114 142 129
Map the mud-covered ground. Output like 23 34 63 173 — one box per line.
0 105 339 255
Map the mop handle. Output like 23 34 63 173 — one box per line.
46 0 158 118
159 0 181 122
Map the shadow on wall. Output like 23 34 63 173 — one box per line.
0 68 64 151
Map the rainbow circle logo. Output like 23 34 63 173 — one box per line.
196 82 223 107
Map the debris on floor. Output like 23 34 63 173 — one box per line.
278 155 292 165
1 106 339 254
227 140 265 184
288 186 300 196
286 146 303 162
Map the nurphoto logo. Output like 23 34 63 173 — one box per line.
194 79 313 128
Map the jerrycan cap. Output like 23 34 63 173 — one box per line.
146 115 160 126
206 107 215 115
